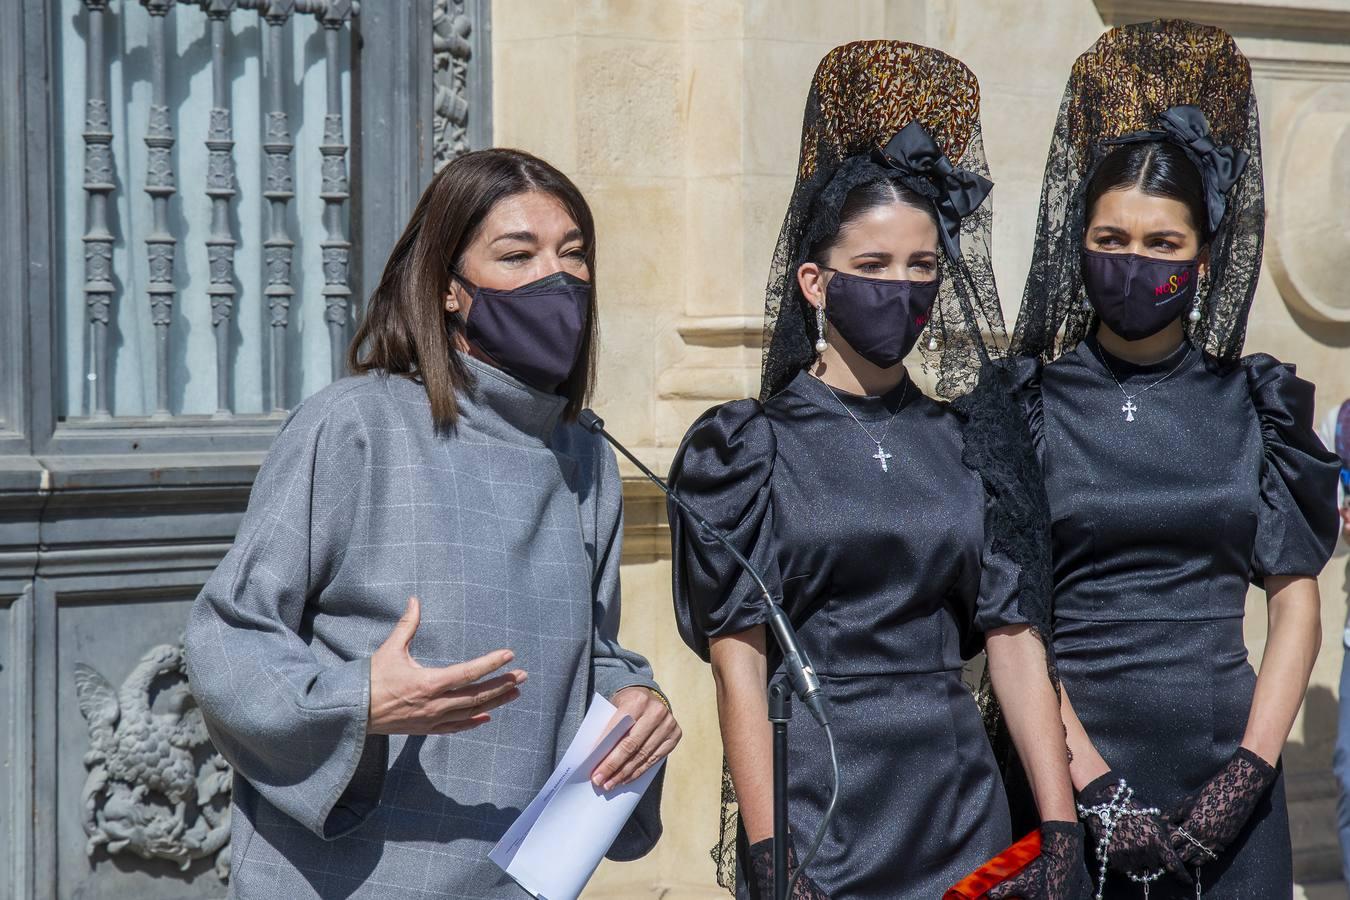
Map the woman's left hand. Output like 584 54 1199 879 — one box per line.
1167 747 1277 865
591 687 681 791
988 822 1092 900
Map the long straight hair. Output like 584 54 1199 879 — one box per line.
348 149 599 432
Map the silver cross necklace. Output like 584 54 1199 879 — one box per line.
823 379 910 472
1092 343 1189 423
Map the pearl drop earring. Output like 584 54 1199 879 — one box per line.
1189 273 1206 323
814 306 828 354
928 335 939 352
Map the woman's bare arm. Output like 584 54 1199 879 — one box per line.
986 625 1077 821
1242 575 1321 764
710 627 774 843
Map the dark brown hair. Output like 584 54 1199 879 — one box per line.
806 176 938 264
348 148 598 431
1086 141 1209 241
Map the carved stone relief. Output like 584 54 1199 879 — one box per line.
74 643 232 881
433 0 474 169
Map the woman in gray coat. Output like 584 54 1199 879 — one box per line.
185 148 680 899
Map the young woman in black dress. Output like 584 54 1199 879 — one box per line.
669 41 1088 900
1010 20 1341 898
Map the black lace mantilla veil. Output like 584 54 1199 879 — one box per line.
1012 19 1264 363
708 41 1056 890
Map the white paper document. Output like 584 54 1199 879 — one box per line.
489 693 665 900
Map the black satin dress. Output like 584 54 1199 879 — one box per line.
670 370 1026 899
1012 337 1340 898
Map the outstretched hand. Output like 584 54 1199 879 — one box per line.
368 597 526 736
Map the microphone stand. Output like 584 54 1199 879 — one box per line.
768 678 793 898
578 410 835 900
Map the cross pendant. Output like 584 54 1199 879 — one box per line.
1122 399 1138 422
873 444 893 472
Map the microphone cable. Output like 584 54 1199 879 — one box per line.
578 409 841 898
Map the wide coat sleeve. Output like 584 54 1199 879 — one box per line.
1243 354 1342 579
577 430 667 862
184 384 386 841
587 434 661 701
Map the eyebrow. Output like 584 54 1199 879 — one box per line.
490 228 585 246
491 230 538 245
1089 224 1188 240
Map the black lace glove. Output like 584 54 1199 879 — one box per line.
1077 772 1190 883
746 835 831 900
1167 747 1277 865
987 822 1092 900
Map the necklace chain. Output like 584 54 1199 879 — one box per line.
822 379 909 472
1091 343 1189 422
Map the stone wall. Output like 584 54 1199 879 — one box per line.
491 1 1350 895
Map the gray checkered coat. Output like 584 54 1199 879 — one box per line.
185 356 665 899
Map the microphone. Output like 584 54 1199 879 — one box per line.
578 409 830 727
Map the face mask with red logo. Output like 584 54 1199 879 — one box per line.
820 268 940 369
1081 248 1200 341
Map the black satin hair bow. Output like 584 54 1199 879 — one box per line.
1105 104 1250 235
875 121 994 261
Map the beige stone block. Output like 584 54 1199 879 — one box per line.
491 0 577 42
743 38 832 175
742 174 795 309
919 0 1101 92
684 175 746 316
744 0 887 43
686 38 745 177
576 37 685 178
491 36 580 169
575 0 686 38
687 0 743 38
586 176 685 441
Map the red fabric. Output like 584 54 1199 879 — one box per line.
943 830 1044 899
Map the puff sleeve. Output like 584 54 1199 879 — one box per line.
972 493 1033 636
668 400 781 662
1243 353 1341 579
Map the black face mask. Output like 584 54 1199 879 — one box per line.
1081 248 1200 341
455 270 592 394
822 269 940 369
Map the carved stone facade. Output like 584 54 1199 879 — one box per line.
74 644 232 881
433 0 491 169
433 0 474 167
